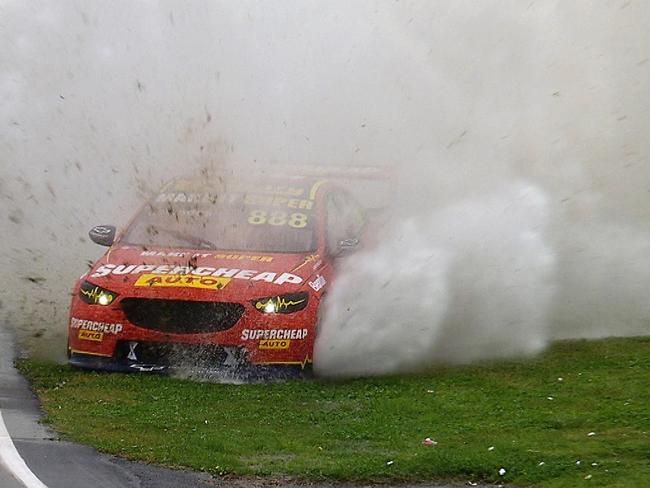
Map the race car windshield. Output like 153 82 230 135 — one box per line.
121 191 317 253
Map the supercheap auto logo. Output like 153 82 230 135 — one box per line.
78 330 103 342
90 264 303 286
241 329 308 340
259 339 291 350
135 274 231 290
70 317 123 334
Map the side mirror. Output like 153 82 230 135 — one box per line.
336 238 359 255
89 225 116 246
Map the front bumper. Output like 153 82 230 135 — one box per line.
68 340 313 380
68 288 318 379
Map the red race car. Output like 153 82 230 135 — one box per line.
67 166 392 379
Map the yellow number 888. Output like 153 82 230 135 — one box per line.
247 210 309 229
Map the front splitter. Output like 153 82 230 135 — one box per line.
69 352 313 382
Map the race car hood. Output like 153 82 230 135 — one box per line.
85 245 323 299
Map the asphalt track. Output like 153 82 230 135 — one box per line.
0 327 225 487
0 326 490 488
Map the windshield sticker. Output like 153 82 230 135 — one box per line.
244 194 313 210
139 250 273 262
156 186 309 207
213 253 274 262
140 251 211 258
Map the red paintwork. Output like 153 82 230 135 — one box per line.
68 178 336 368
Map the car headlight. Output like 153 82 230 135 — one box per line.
79 281 117 306
252 292 309 314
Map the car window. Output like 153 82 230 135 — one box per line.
326 190 366 255
121 190 317 253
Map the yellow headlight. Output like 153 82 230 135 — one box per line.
252 293 309 314
79 281 117 306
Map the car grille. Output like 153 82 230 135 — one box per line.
120 298 244 334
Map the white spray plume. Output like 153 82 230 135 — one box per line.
315 182 556 377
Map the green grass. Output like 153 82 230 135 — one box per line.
18 337 650 487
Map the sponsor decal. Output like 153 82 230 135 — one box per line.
253 293 308 313
247 210 309 229
90 264 302 285
259 339 291 350
293 254 319 272
309 180 327 200
308 275 327 292
69 348 112 358
140 250 273 262
241 328 308 341
130 364 166 372
155 187 308 205
259 356 313 369
70 317 123 334
213 254 274 262
244 194 314 210
78 330 104 342
141 250 210 258
127 341 138 361
91 225 113 236
223 347 246 367
135 274 231 290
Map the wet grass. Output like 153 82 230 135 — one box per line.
18 337 650 487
